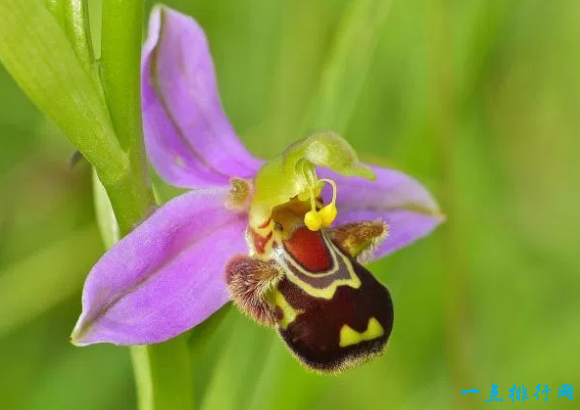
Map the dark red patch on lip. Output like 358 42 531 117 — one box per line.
283 227 332 272
251 230 272 254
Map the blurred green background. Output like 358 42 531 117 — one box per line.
1 0 579 409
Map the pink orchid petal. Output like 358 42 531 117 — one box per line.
320 165 444 261
72 187 247 345
141 6 262 188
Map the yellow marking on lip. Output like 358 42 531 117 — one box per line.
270 290 301 329
339 317 384 348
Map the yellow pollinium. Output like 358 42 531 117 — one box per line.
339 317 384 348
319 203 337 227
303 178 338 231
304 209 323 231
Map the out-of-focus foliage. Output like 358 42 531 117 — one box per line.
1 0 579 409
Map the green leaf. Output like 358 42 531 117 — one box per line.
62 0 100 77
44 0 64 25
0 0 127 187
45 0 98 78
304 0 393 133
92 168 120 249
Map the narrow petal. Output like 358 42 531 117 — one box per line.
141 6 262 188
319 166 444 261
72 187 248 346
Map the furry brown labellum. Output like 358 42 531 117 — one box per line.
226 203 393 373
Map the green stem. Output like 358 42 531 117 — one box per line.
101 0 154 235
101 0 144 152
98 1 194 409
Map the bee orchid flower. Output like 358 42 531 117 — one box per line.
71 6 444 372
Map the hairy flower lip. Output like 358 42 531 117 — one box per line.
71 6 444 347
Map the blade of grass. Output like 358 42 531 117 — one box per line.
303 0 393 134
